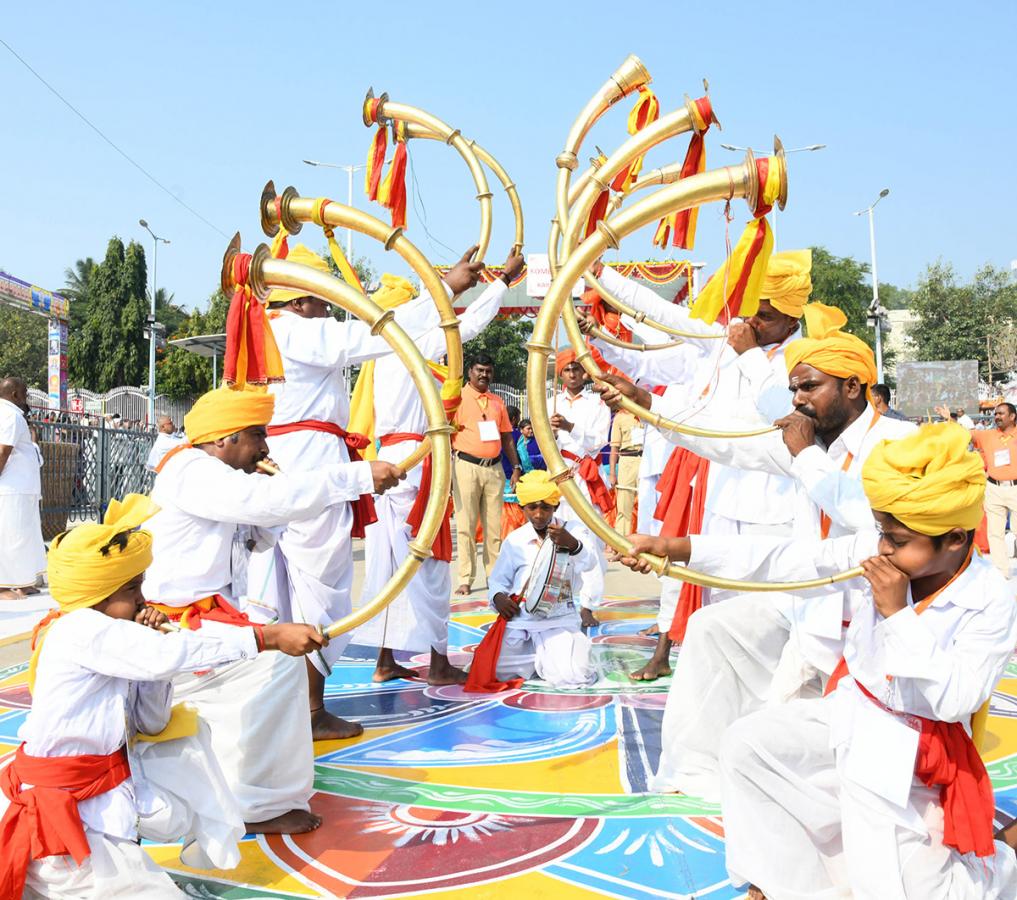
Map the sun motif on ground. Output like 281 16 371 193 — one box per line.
356 804 518 848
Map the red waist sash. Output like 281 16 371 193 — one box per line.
464 595 524 693
0 744 131 899
561 449 614 515
379 433 452 563
654 447 710 643
825 661 995 858
147 593 252 630
267 420 378 538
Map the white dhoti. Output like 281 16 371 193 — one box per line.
172 650 313 824
636 473 662 536
651 593 807 800
0 493 46 588
357 478 451 655
245 500 355 674
496 618 595 689
720 695 1017 900
133 719 245 870
556 481 606 611
23 830 183 899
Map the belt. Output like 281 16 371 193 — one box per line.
618 448 642 456
988 476 1017 487
456 451 501 468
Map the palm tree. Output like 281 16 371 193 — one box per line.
63 257 96 332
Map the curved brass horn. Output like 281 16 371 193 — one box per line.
261 182 460 475
364 89 493 262
230 244 455 638
402 122 524 256
526 156 861 589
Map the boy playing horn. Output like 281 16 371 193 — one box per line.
616 424 1017 898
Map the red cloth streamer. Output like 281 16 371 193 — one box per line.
718 217 770 323
610 86 660 193
273 197 289 258
383 138 408 228
584 187 611 239
0 744 131 900
653 96 714 250
584 287 633 343
380 432 452 562
562 449 614 514
150 593 252 630
823 668 995 859
223 253 281 388
365 101 387 201
464 596 525 693
653 447 710 642
266 420 378 537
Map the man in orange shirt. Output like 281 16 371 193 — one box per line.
452 355 523 594
970 402 1017 577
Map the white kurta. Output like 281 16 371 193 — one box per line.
145 431 186 471
547 388 610 610
486 520 598 688
358 280 507 655
713 532 1017 899
0 397 45 588
3 609 256 893
145 449 366 821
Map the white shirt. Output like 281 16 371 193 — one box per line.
145 431 186 471
549 389 610 460
18 608 256 840
144 447 372 604
0 398 41 495
487 519 597 628
958 413 975 430
692 530 1017 824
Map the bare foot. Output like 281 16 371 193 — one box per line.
0 588 29 601
580 607 600 629
454 583 472 596
246 808 322 834
428 650 468 686
373 662 420 682
629 635 673 681
747 887 767 900
310 707 363 740
638 623 660 637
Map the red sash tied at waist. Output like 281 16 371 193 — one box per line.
266 420 378 538
561 450 614 515
464 595 524 693
378 433 453 563
654 446 710 643
825 662 996 858
147 593 252 630
0 744 131 899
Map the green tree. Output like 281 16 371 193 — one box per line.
463 317 533 389
156 289 230 399
908 262 1017 384
0 306 47 388
155 287 189 338
63 257 96 334
808 246 872 339
879 282 913 311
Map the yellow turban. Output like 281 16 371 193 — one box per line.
184 386 275 444
862 423 985 535
47 494 159 612
515 470 562 507
761 249 811 318
266 243 332 306
784 303 877 390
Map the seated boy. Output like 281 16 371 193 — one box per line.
0 495 328 900
466 471 599 691
615 424 1017 899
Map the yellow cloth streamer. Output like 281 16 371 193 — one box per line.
515 470 562 507
347 275 420 459
784 303 877 393
688 218 774 325
184 386 275 445
265 243 333 306
135 703 200 744
761 249 812 318
31 494 160 691
861 423 986 536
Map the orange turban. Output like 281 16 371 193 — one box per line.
555 350 579 377
184 386 275 444
862 423 985 535
784 303 877 390
761 249 811 318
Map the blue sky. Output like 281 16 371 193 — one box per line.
2 1 1015 312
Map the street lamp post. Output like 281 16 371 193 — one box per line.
853 188 891 383
302 160 366 259
719 143 826 249
139 219 170 427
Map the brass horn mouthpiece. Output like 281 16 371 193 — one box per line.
257 459 280 476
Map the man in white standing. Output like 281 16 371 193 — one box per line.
145 414 186 471
0 377 45 600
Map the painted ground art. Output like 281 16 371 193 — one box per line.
2 594 1017 899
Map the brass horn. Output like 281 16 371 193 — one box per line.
526 150 862 590
364 89 493 262
224 242 455 638
402 122 524 256
260 182 460 475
